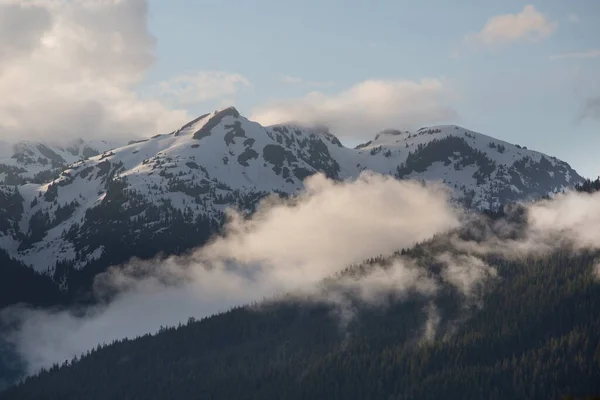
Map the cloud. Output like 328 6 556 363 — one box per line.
200 172 461 287
551 49 600 60
154 71 251 106
466 5 556 47
251 78 459 138
280 75 335 88
1 284 223 375
526 191 600 250
421 302 441 343
450 190 600 260
0 1 52 63
437 253 497 299
2 172 463 374
0 0 192 144
0 140 12 158
5 175 600 377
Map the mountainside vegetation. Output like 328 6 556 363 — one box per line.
1 168 598 398
2 181 600 399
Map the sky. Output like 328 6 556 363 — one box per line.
0 0 599 177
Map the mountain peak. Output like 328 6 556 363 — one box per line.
191 107 242 140
171 107 243 139
214 106 240 118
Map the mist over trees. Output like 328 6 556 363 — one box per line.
2 178 599 399
3 181 600 399
4 250 599 400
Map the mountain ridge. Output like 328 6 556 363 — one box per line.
0 107 585 281
0 138 120 185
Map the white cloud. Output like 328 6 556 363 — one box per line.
202 172 460 284
6 176 600 375
526 190 600 250
450 190 600 260
551 49 600 60
0 0 195 144
437 253 497 298
155 71 251 106
3 172 463 374
251 78 459 139
466 5 556 47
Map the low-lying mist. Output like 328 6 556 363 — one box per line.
1 172 599 378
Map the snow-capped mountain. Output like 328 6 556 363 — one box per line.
0 138 119 185
0 107 584 283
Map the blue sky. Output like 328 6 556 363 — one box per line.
142 0 600 177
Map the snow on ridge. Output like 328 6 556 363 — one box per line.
0 109 585 273
0 138 121 184
357 124 560 168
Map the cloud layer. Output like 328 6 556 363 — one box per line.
466 5 556 47
251 79 459 139
2 172 463 374
5 173 600 377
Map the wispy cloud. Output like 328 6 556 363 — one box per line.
4 173 600 376
252 78 459 138
2 172 463 374
466 5 556 47
578 97 600 122
155 71 251 106
280 74 335 88
281 75 303 84
551 49 600 60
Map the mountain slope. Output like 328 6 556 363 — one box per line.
0 138 119 185
3 232 599 400
0 107 584 279
356 126 579 208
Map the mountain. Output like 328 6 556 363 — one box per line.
0 138 119 185
0 107 584 287
3 213 599 400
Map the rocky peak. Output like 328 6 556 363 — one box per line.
192 107 242 140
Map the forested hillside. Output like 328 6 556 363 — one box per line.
3 186 600 399
0 250 66 309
